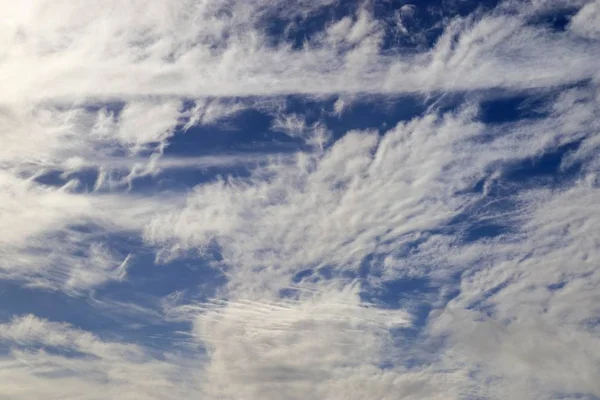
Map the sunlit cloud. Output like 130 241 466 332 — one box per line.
1 0 599 399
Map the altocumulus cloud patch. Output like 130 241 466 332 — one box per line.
0 0 600 399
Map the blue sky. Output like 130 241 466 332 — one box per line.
1 0 600 399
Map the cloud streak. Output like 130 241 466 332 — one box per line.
1 0 599 104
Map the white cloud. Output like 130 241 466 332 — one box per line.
428 183 600 397
115 100 182 152
569 0 600 39
0 315 202 400
183 98 248 129
1 0 600 398
1 0 599 104
0 312 465 400
145 80 600 399
145 96 589 294
0 88 265 293
165 284 427 399
146 110 479 291
0 171 180 292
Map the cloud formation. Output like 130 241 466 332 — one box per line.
0 315 202 400
1 0 600 103
1 0 600 399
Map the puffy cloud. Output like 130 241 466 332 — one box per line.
165 284 412 399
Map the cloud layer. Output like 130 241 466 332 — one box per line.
1 0 600 399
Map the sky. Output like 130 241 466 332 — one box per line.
0 0 600 399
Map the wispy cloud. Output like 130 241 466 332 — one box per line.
1 0 600 399
1 0 599 104
0 315 202 400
